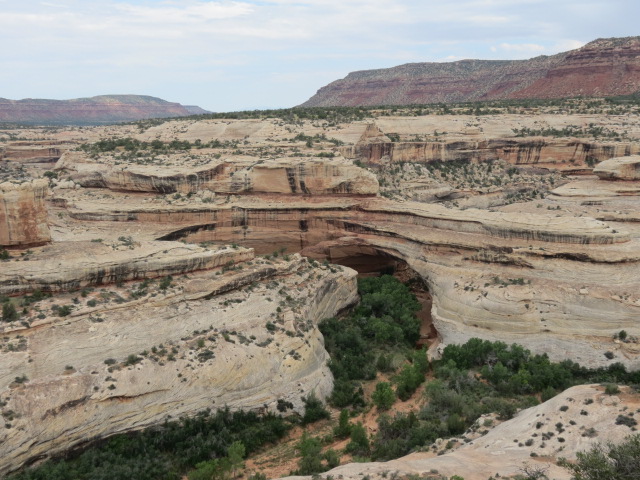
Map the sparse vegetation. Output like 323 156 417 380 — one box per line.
559 434 640 479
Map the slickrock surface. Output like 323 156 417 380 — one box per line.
283 385 640 480
2 109 640 476
593 155 640 180
302 37 640 107
49 186 640 370
0 180 50 247
0 241 253 296
0 254 358 475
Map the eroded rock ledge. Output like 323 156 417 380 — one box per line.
0 180 50 247
0 253 358 476
0 241 253 296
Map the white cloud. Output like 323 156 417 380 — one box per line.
491 42 546 54
114 1 254 23
552 39 587 52
0 0 638 110
40 1 69 7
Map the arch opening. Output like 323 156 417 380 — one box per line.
306 243 437 348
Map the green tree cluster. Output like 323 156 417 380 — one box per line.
559 434 640 480
9 409 289 480
319 275 422 408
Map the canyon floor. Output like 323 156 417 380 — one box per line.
1 100 640 478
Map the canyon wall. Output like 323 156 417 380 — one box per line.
58 189 640 370
344 138 640 169
61 155 379 195
0 180 50 247
0 254 358 475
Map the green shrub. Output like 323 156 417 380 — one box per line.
346 422 370 457
159 276 173 291
372 382 396 410
301 393 330 425
296 433 325 475
605 384 620 395
2 303 18 322
125 354 142 366
559 434 640 479
333 409 352 438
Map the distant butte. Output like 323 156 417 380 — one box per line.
301 36 640 107
0 94 211 126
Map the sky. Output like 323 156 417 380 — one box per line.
0 0 639 112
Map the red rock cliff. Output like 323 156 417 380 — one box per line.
301 37 640 106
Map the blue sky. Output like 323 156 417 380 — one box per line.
1 0 638 111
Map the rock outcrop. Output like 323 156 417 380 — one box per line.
0 95 209 126
345 138 640 169
0 254 358 475
283 384 640 480
593 155 640 180
0 180 50 247
0 142 68 163
0 242 253 296
59 154 379 195
57 190 640 370
302 37 640 107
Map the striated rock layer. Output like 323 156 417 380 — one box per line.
302 36 640 107
58 190 640 370
0 180 50 247
3 113 640 476
344 138 640 169
59 153 379 195
0 142 68 163
0 241 253 296
0 254 358 476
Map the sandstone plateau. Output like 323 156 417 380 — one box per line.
1 103 640 475
302 37 640 107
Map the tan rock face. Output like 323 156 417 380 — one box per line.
57 191 640 370
62 155 379 195
282 385 640 480
0 180 50 247
594 155 640 180
0 142 67 163
0 241 253 296
0 254 358 475
346 138 640 170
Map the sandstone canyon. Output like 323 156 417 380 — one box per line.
1 98 640 478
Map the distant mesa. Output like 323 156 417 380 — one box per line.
0 94 211 126
301 36 640 107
